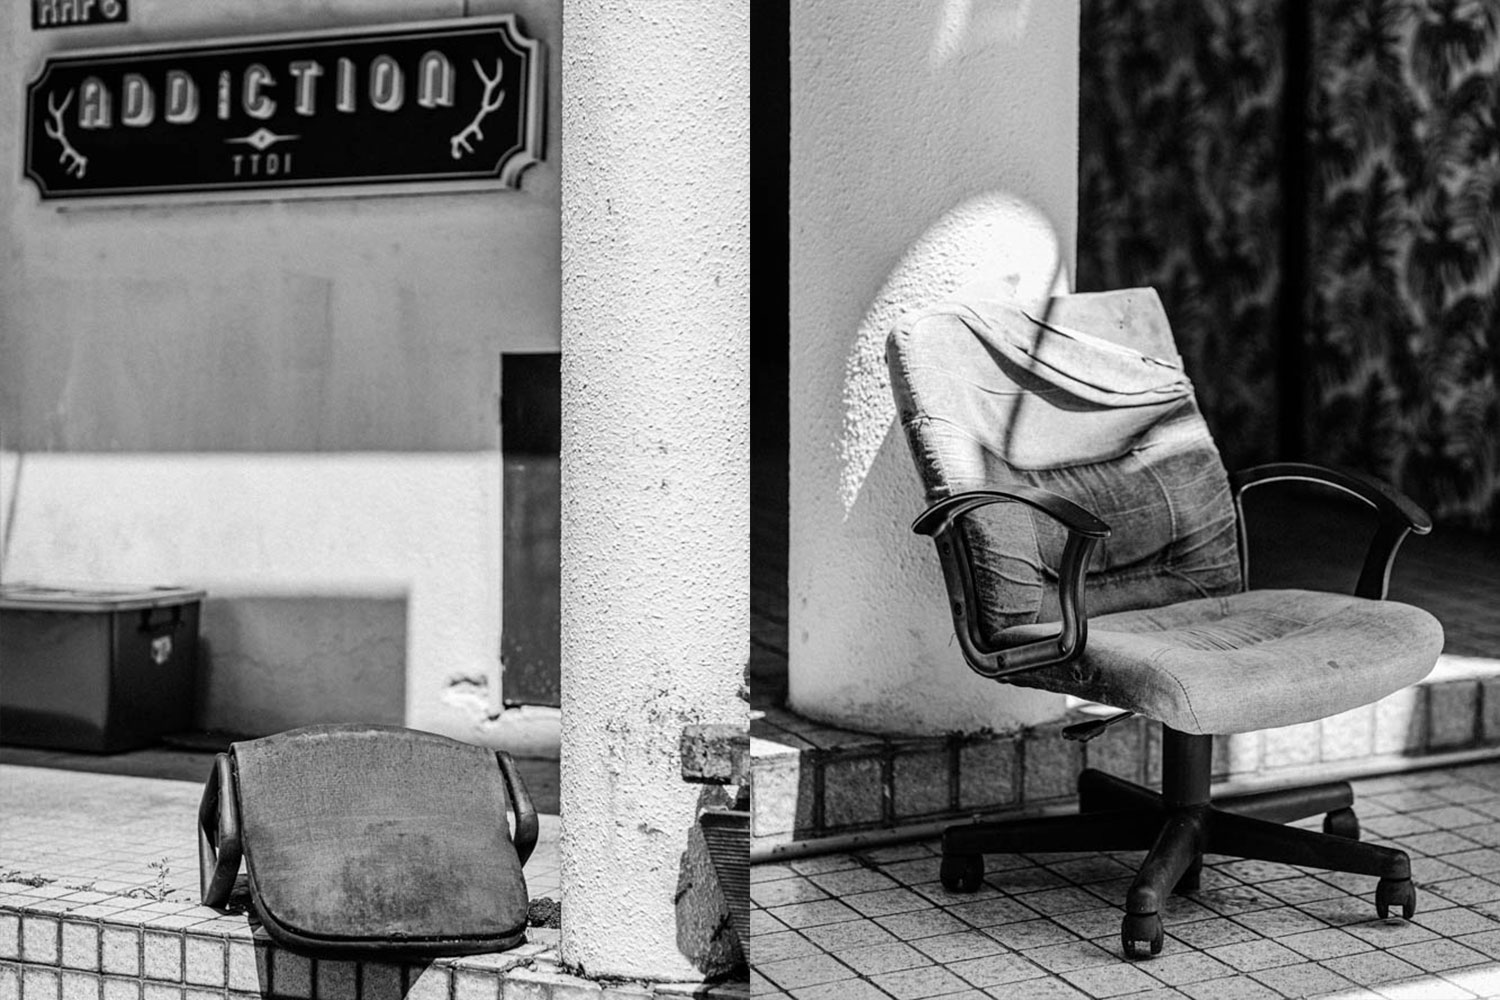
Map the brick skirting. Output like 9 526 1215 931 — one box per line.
751 655 1500 857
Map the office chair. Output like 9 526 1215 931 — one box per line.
885 287 1444 958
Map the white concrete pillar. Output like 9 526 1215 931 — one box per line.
788 2 1082 735
558 0 749 983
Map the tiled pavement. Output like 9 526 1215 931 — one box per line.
0 764 747 999
751 758 1500 1000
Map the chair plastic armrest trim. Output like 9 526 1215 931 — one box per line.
912 488 1109 679
912 486 1111 540
198 752 242 910
1230 462 1432 600
1230 462 1431 533
496 750 539 868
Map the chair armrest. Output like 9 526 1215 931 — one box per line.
198 752 242 910
1230 462 1432 600
912 488 1110 679
495 751 539 868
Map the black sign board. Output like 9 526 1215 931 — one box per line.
24 16 544 200
33 0 128 30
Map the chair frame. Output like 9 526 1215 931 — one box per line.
917 461 1432 958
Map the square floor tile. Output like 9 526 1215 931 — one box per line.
766 900 862 929
786 980 892 1000
1413 907 1500 937
1016 887 1111 917
1248 961 1357 998
1428 876 1500 906
1260 877 1349 906
807 868 900 897
944 897 1038 929
1135 950 1235 986
909 930 1005 964
754 930 822 965
1205 938 1303 973
843 888 930 918
868 965 974 1000
1230 906 1329 938
1342 917 1440 947
945 950 1047 989
1385 938 1489 973
1321 949 1425 985
983 979 1091 999
873 909 971 941
1276 927 1374 962
1167 917 1262 951
753 954 854 992
753 878 830 909
1059 963 1162 998
59 924 97 972
836 942 930 977
1179 974 1283 999
983 918 1080 951
1019 940 1116 975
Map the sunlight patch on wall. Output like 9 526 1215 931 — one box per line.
930 0 1035 68
836 191 1068 515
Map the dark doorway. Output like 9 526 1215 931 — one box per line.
501 352 561 707
750 0 790 708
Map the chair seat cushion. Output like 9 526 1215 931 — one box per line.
233 725 528 956
1001 590 1444 734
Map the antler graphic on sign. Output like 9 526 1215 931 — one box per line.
450 59 506 160
45 90 88 179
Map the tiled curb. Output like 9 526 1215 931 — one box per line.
752 654 1500 857
0 901 747 1000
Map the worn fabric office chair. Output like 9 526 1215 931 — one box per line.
886 287 1444 958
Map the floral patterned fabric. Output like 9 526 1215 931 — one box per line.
1079 0 1287 473
1080 0 1500 529
1307 0 1499 529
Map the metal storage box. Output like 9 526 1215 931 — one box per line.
0 583 205 752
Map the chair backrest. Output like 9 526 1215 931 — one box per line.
886 287 1242 644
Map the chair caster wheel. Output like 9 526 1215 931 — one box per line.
1121 912 1163 959
1324 807 1360 840
939 854 984 893
1376 877 1416 920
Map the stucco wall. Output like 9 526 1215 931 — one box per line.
788 1 1082 734
0 0 560 744
559 0 748 980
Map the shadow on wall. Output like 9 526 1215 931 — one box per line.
197 590 408 737
792 192 1073 736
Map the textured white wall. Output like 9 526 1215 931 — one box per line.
0 452 504 739
789 1 1082 734
560 0 748 982
0 0 560 743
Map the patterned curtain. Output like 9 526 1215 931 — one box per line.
1307 0 1500 528
1078 0 1287 473
1079 0 1500 529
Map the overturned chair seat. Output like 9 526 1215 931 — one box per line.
885 287 1444 959
199 724 538 958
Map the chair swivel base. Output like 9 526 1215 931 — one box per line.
939 729 1414 959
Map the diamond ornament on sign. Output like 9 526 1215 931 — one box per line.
226 128 299 151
